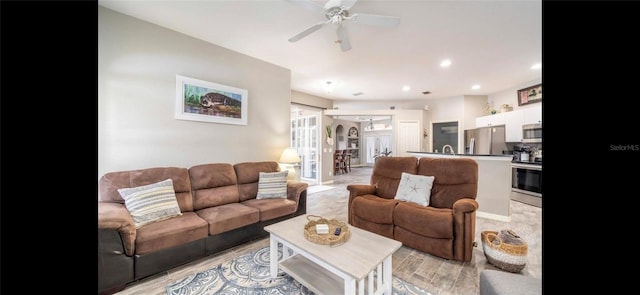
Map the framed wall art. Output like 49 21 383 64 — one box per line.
517 84 542 106
175 75 248 125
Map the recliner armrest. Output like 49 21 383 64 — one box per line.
347 184 377 205
452 198 479 214
346 184 377 223
98 202 136 256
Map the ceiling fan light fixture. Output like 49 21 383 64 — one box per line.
287 0 400 51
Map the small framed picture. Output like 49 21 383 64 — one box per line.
517 84 542 106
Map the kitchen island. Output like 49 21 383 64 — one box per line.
407 152 513 221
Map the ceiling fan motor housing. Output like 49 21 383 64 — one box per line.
325 6 349 23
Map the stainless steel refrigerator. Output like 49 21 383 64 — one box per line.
464 126 507 155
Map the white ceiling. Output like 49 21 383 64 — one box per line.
99 0 542 102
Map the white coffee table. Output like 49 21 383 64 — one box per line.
264 214 402 295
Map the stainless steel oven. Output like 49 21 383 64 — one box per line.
511 162 542 207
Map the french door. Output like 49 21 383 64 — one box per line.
290 105 321 184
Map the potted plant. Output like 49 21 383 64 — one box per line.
325 125 333 145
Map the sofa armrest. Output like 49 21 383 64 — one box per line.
98 202 136 256
346 184 376 204
452 198 479 215
286 181 308 216
346 184 377 224
286 181 308 203
452 198 479 262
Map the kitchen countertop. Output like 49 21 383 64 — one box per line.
406 151 513 161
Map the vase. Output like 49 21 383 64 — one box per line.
327 138 333 145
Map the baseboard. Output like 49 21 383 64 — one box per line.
321 180 334 185
477 211 511 222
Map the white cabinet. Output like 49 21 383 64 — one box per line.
500 105 541 142
476 113 505 127
523 105 542 125
504 111 524 142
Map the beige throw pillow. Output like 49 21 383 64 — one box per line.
394 172 435 206
118 178 182 228
256 171 288 199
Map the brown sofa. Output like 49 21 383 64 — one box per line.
347 156 478 262
97 161 308 294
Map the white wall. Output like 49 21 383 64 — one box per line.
291 90 333 110
98 7 291 178
488 78 542 112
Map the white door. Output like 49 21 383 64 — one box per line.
290 105 321 184
397 121 420 156
365 134 391 165
365 135 377 164
379 135 391 156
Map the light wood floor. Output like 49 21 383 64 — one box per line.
114 166 542 295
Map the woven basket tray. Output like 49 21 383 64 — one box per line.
481 230 528 273
303 215 350 246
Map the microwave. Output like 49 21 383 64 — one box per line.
522 123 542 143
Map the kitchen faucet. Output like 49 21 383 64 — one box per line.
442 144 455 155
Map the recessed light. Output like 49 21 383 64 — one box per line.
402 85 411 92
323 81 335 93
531 63 542 70
471 85 480 90
440 59 452 67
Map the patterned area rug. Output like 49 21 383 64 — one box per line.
166 246 431 295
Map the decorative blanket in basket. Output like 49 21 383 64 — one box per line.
481 230 528 273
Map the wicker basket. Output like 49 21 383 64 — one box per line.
481 230 528 273
303 215 350 246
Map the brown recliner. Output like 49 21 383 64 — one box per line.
347 156 479 262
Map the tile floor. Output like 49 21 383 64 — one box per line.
113 166 542 295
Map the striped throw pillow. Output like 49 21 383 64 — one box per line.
256 171 288 199
118 178 183 228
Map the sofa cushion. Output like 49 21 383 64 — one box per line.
234 161 281 201
370 156 419 199
242 198 298 221
134 212 208 255
195 203 260 235
394 172 435 206
118 179 183 229
257 171 288 199
351 195 399 224
189 163 240 210
417 157 478 208
99 167 194 212
393 201 453 239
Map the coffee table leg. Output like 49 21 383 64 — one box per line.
345 277 356 294
270 237 278 279
382 256 392 295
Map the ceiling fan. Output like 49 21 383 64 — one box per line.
286 0 400 51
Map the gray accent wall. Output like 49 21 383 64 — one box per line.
98 7 291 178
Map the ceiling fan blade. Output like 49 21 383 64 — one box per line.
284 0 324 13
288 20 329 42
350 13 400 26
336 23 352 52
